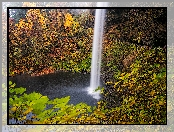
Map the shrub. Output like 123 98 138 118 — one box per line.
9 81 93 124
9 9 94 76
101 46 166 124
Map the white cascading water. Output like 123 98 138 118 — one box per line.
87 2 108 100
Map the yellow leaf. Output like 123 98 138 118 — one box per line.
114 81 121 88
10 106 17 112
117 88 121 92
130 116 133 120
23 107 33 115
150 90 156 96
159 101 164 105
120 73 126 76
106 81 113 85
153 73 156 79
119 76 124 80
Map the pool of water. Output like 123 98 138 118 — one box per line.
9 71 101 106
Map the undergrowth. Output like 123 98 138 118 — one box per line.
8 45 166 124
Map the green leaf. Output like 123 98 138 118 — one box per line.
9 81 13 86
49 96 70 105
9 88 14 94
9 98 14 105
15 87 26 94
94 86 103 92
37 109 54 121
9 81 16 88
48 96 70 110
154 63 160 68
156 72 166 79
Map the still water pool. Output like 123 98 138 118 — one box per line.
9 71 100 106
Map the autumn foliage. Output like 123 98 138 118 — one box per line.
8 8 166 125
9 9 94 76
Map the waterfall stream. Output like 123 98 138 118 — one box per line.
87 2 108 100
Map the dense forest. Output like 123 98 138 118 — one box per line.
8 7 167 125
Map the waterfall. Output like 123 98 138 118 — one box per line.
87 2 108 100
